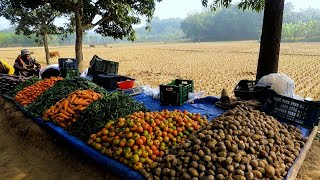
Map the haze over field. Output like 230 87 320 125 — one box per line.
1 0 320 30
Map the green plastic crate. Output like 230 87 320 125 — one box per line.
160 79 194 106
60 69 79 78
89 55 119 75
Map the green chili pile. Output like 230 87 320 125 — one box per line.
67 91 149 140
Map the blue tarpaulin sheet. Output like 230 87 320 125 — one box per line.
133 93 225 120
0 93 313 179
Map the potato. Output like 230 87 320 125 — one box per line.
265 165 275 178
252 170 262 178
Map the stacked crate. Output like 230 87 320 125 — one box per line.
58 58 79 78
89 55 134 90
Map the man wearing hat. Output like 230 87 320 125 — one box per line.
14 49 41 77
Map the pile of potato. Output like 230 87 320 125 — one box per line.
141 105 306 180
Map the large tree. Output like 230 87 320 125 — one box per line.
202 0 285 80
0 1 71 65
9 0 162 70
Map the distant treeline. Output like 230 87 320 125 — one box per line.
1 2 320 47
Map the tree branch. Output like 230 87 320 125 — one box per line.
65 0 76 10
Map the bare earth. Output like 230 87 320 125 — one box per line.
0 41 319 179
0 98 119 180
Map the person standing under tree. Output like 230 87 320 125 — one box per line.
14 49 41 77
0 59 15 75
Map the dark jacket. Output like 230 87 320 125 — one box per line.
14 55 41 77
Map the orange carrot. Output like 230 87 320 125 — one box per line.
58 113 69 119
63 100 69 111
66 107 75 115
78 94 92 99
72 105 83 111
70 94 77 102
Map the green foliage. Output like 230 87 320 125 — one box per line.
282 20 320 41
0 30 37 47
135 17 185 42
40 0 163 41
0 1 70 44
202 0 265 12
180 6 263 41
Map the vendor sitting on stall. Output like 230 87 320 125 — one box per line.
14 49 41 77
0 59 15 75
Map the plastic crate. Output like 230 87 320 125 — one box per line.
160 79 194 106
234 80 270 103
263 90 320 129
92 74 134 90
60 69 79 78
89 55 119 75
58 58 78 70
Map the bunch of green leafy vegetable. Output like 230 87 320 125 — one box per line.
67 91 148 141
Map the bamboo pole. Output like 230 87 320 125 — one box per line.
287 125 318 180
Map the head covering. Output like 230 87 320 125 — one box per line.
21 49 31 56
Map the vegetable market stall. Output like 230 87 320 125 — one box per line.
0 76 318 180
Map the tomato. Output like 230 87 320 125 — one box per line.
156 136 163 142
150 154 157 161
132 145 139 151
172 130 178 136
101 129 109 136
95 137 101 143
154 119 160 125
134 149 142 156
154 140 160 147
147 139 153 146
126 132 133 139
136 138 144 146
94 143 102 150
148 126 153 133
137 126 144 133
141 150 149 158
142 123 149 130
150 122 157 128
153 149 160 156
126 139 135 147
96 131 102 137
140 136 147 143
133 162 143 170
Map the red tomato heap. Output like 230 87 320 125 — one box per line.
87 109 209 170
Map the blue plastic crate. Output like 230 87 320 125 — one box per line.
263 90 320 129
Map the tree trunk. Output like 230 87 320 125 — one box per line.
43 33 50 65
74 6 84 71
256 0 285 80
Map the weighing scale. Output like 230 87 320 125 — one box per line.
120 87 143 96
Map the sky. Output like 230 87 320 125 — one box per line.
1 0 320 30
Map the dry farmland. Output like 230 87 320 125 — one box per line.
1 41 319 100
0 41 320 179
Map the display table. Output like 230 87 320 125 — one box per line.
0 93 317 180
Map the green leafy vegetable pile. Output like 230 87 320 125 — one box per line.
67 91 149 140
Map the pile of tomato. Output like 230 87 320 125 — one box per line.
87 109 208 170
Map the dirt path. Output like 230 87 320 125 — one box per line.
0 98 119 180
0 97 319 180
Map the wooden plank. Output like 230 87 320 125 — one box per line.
287 125 318 180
